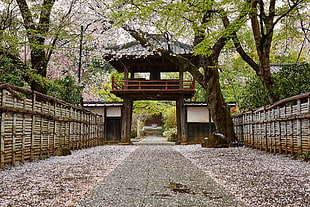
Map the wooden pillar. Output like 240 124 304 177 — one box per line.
150 68 160 80
124 67 129 89
179 67 184 89
124 67 129 80
121 98 133 143
176 97 187 144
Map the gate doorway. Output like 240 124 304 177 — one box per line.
105 118 121 142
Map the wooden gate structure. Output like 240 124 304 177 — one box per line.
0 84 104 168
104 36 197 144
232 93 310 154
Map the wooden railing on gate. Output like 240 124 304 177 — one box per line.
232 93 310 154
111 78 195 91
0 84 105 168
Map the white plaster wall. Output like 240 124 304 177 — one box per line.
85 107 105 116
107 107 122 117
187 107 211 123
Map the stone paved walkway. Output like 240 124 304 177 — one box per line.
134 135 175 145
80 146 244 207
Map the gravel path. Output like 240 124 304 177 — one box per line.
0 144 309 207
0 145 137 207
175 145 310 207
80 146 242 207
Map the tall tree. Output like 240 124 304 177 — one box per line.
0 0 78 93
15 0 56 93
228 0 309 103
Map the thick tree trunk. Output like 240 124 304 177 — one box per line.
203 61 236 142
257 58 278 104
29 45 48 93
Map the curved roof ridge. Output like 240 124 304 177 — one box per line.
103 34 193 60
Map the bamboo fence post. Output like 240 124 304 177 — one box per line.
92 115 95 146
242 114 245 144
53 102 57 155
284 105 288 154
30 93 36 161
264 110 268 152
80 111 83 148
290 104 294 155
251 111 254 148
82 112 85 148
277 106 281 154
66 107 69 148
0 89 6 168
69 107 72 149
40 101 43 159
258 111 262 150
95 116 98 145
87 113 90 147
89 115 92 146
308 98 310 153
62 106 66 147
297 99 302 153
21 99 26 163
12 97 17 166
270 109 274 153
77 110 80 148
47 101 50 157
80 112 83 148
72 108 75 149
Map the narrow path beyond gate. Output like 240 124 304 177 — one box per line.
80 146 243 207
133 136 175 145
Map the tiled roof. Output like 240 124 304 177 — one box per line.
103 35 193 60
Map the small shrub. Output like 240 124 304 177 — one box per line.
292 151 310 162
163 128 177 142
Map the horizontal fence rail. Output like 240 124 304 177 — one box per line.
232 93 310 154
0 84 105 168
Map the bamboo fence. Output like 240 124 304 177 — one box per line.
0 84 105 168
232 93 310 154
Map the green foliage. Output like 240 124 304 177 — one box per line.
47 75 83 105
85 57 114 74
239 76 270 110
191 82 206 102
240 63 310 110
162 104 176 129
0 56 25 86
111 71 124 81
273 64 310 100
220 54 256 107
96 82 122 102
292 151 310 162
133 101 167 118
163 127 177 142
132 101 176 138
95 71 123 102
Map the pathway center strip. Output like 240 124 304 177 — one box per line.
80 146 244 207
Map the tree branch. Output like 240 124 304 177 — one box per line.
16 0 35 31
